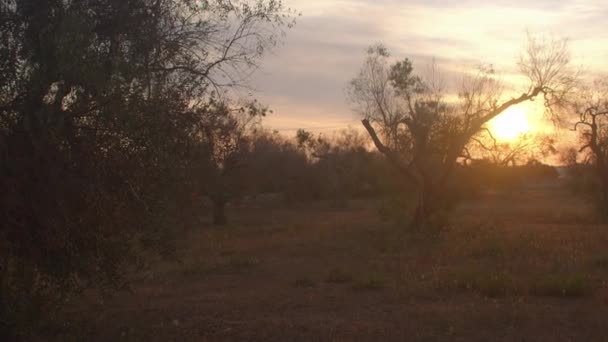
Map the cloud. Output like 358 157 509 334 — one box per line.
252 0 608 133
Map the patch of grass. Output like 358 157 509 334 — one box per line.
293 277 316 288
530 273 591 298
352 274 385 291
475 273 519 298
325 268 353 284
164 255 261 278
436 270 520 298
469 246 503 259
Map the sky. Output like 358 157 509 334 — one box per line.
251 0 608 139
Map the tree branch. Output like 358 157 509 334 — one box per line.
361 119 419 183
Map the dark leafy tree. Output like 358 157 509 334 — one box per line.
0 0 293 337
571 78 608 216
194 99 267 225
296 128 374 206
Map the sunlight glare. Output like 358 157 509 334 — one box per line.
489 106 530 141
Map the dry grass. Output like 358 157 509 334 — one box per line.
58 186 608 341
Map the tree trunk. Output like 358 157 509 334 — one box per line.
412 182 432 228
212 199 227 226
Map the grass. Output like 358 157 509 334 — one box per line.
61 186 608 341
530 273 591 298
155 254 261 280
435 270 521 298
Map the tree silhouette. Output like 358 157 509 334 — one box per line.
348 36 575 227
0 0 294 336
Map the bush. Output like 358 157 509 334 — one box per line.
0 0 292 337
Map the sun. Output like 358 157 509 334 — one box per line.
489 106 530 141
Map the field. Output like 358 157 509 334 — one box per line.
61 184 608 341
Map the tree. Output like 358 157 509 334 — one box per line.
0 0 293 337
571 78 608 216
194 99 266 225
464 133 557 167
347 36 575 227
296 128 376 205
248 129 311 199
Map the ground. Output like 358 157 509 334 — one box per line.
60 184 608 341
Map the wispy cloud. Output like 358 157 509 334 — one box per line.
253 0 608 134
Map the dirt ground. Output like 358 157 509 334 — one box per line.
60 185 608 341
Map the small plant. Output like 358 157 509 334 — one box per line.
325 268 353 284
436 270 519 298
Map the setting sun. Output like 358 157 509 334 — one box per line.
489 106 530 141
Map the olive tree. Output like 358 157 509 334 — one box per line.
0 0 294 337
571 78 608 216
193 99 267 225
347 37 575 227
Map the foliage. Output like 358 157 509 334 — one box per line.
295 128 378 206
0 0 293 337
192 99 269 225
570 78 608 218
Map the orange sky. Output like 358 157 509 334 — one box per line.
249 0 608 162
